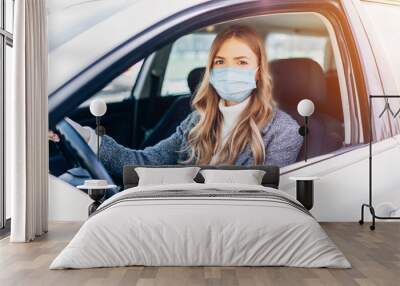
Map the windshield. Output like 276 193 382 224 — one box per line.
47 0 139 51
47 0 209 94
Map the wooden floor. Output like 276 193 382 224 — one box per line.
0 222 399 286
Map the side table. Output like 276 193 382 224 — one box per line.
289 177 319 210
77 180 116 216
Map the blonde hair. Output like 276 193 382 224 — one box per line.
184 25 274 165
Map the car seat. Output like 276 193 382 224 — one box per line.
139 67 205 148
269 58 344 160
324 69 343 122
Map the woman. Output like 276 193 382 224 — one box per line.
53 25 303 179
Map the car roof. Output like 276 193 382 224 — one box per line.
48 0 211 94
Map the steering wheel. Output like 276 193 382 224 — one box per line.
55 119 115 185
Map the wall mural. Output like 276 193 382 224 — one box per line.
49 20 346 200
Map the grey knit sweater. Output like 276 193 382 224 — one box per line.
99 108 303 179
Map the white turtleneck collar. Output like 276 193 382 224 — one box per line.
210 97 251 164
218 97 250 140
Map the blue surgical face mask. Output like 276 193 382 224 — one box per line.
209 67 257 102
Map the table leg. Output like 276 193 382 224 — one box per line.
296 180 314 210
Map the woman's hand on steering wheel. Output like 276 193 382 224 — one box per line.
48 130 60 142
49 118 90 143
52 118 115 185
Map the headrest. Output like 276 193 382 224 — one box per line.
187 67 206 94
269 58 327 109
123 165 280 189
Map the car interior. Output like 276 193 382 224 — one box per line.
49 12 346 187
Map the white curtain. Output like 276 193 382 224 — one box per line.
6 0 48 242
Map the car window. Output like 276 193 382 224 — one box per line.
258 15 349 161
266 33 328 70
79 59 144 107
161 33 216 97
